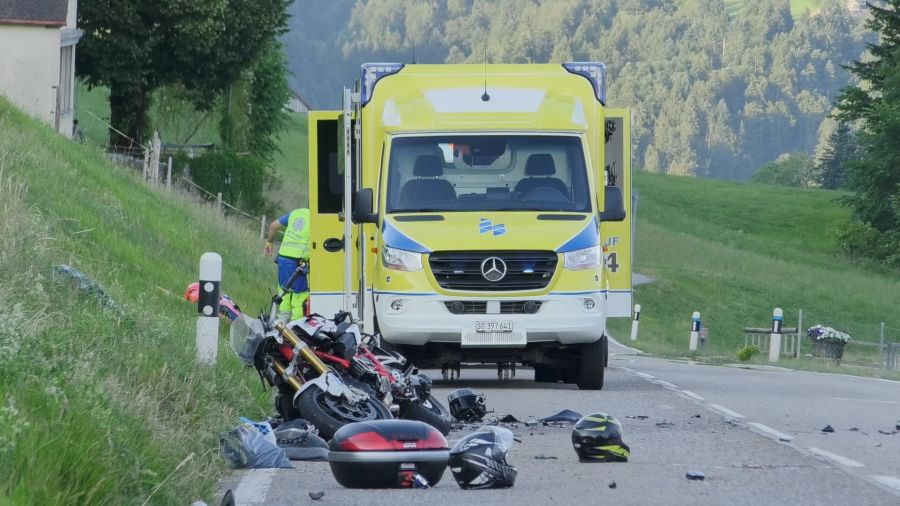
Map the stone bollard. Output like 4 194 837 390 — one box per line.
196 252 222 365
769 308 783 363
689 311 701 351
630 304 641 341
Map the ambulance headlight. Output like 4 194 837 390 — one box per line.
382 246 423 272
563 245 602 271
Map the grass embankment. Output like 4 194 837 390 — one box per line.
0 97 277 503
268 112 310 212
608 171 900 375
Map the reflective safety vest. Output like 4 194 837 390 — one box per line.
278 208 311 260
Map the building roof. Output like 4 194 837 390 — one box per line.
0 0 68 26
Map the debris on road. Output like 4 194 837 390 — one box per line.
534 454 558 460
537 409 583 424
219 421 293 469
692 414 702 418
849 427 859 432
308 491 325 500
626 415 649 420
685 471 706 481
656 421 675 428
608 481 618 489
876 430 897 435
499 414 523 424
896 422 900 431
821 425 835 433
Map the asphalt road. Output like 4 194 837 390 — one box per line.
217 340 900 505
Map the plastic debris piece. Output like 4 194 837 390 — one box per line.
692 414 701 418
608 481 617 489
533 454 558 460
656 421 675 428
499 414 523 424
848 427 859 432
685 471 705 481
53 265 125 316
537 409 583 423
877 430 898 435
308 491 325 500
626 415 649 420
895 422 900 431
821 425 835 433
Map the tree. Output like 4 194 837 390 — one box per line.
77 0 290 149
750 152 811 187
815 121 857 189
834 0 900 265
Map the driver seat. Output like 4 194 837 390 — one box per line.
514 154 569 198
398 155 456 206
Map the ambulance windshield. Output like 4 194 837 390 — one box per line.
386 134 591 213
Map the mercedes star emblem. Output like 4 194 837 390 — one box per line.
480 256 507 282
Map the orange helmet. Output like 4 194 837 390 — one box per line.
184 282 200 303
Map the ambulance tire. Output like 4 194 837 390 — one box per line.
576 336 606 390
603 335 609 368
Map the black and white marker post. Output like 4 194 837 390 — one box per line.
689 311 701 352
769 307 783 363
630 304 641 341
196 252 222 365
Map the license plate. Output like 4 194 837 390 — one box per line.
475 320 513 333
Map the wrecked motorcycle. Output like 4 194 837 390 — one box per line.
302 313 452 435
229 270 392 440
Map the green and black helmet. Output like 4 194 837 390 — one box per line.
571 413 630 462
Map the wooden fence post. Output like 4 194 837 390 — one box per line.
166 156 173 189
216 192 223 215
260 215 266 239
149 131 161 184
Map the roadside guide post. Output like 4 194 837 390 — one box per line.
630 304 641 341
689 311 701 351
197 252 222 365
769 308 783 363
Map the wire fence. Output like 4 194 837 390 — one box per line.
83 110 268 238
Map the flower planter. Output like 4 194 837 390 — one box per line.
812 341 845 360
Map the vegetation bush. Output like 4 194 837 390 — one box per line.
187 151 270 215
750 152 812 187
737 346 760 362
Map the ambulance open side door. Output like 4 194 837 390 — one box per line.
601 109 633 318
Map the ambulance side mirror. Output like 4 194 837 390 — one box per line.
352 188 378 224
599 186 626 222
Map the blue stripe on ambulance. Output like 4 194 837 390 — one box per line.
382 220 431 253
555 217 599 252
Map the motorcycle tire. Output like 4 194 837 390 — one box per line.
294 385 392 440
400 398 452 435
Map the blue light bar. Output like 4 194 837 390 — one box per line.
562 62 607 105
360 63 405 106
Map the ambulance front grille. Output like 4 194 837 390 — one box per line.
428 251 557 291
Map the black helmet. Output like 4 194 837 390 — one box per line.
448 388 487 422
449 426 517 489
571 413 630 462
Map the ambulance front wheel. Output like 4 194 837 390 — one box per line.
575 335 607 390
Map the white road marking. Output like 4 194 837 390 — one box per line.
680 390 705 401
873 476 900 493
234 469 276 506
747 422 794 442
809 447 865 468
634 372 655 380
607 335 644 354
831 397 897 405
619 366 635 372
708 404 745 419
653 380 678 389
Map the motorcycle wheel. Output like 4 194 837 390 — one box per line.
400 397 452 435
294 385 392 440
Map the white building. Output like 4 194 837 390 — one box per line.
284 88 312 113
0 0 82 137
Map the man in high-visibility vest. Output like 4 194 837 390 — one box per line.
264 208 311 321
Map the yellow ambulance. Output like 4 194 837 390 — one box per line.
307 63 631 390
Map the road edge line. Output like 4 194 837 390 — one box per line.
747 422 793 442
809 447 865 468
